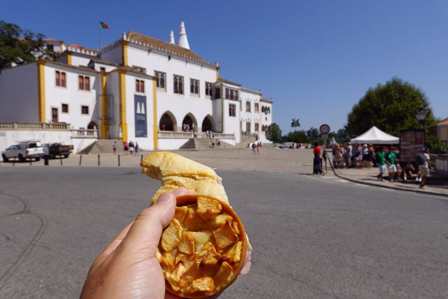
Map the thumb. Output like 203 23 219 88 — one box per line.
120 188 189 257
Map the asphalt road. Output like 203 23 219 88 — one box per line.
0 167 447 298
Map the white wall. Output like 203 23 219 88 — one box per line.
127 46 218 134
0 129 96 153
71 137 97 153
223 100 241 143
124 73 154 150
259 101 273 143
71 55 91 67
0 63 39 122
101 43 123 64
44 64 98 129
158 138 190 150
212 99 223 132
240 90 262 136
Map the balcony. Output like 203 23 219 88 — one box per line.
70 129 98 138
0 122 70 130
158 131 235 140
158 131 194 139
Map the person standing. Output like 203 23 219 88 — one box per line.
386 146 398 182
135 142 139 154
112 141 117 155
251 142 256 153
313 143 322 175
368 145 376 167
346 144 353 168
129 141 135 155
416 148 430 188
322 148 328 174
376 147 387 181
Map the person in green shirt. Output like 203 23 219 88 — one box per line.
386 147 398 182
376 147 387 181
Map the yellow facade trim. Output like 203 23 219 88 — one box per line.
122 41 129 66
67 53 72 65
152 79 158 150
100 72 109 138
37 61 46 122
119 71 128 142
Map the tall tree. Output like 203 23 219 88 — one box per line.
285 130 308 143
290 118 300 129
0 21 48 70
306 127 322 145
346 78 436 137
266 123 282 143
334 128 350 144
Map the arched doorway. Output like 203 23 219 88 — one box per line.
182 113 197 132
159 111 177 131
201 115 215 132
87 121 98 136
87 121 98 130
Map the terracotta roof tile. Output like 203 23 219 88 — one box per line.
438 118 448 126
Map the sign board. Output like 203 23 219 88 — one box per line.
319 124 331 135
134 95 147 137
400 129 425 163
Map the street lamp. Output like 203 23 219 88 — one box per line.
416 108 429 122
416 108 429 147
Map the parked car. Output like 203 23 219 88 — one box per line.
276 142 295 149
42 143 74 159
2 141 45 162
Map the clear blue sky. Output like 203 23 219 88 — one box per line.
2 0 447 133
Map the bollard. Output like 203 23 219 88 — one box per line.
79 155 82 166
140 154 143 164
97 153 100 167
118 154 121 167
60 158 63 166
44 156 49 166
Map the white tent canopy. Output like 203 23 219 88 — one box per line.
350 126 399 144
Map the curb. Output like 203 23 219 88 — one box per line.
332 169 448 198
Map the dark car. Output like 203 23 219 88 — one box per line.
43 143 74 159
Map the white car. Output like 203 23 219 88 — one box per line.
2 141 45 162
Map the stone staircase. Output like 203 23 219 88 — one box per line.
79 139 127 154
236 135 257 148
180 137 235 150
81 137 237 153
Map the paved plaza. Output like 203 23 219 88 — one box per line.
0 147 315 174
0 149 448 298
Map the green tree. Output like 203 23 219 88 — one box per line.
290 118 300 129
346 78 436 137
0 21 49 70
284 130 308 143
266 123 282 143
306 127 322 144
334 128 350 144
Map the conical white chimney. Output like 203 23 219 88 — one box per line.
178 21 190 49
169 30 175 44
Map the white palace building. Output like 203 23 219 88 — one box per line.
0 22 273 151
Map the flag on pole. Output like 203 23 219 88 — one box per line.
100 21 110 29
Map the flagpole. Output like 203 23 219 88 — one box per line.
99 22 102 53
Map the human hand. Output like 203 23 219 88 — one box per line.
80 188 252 299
